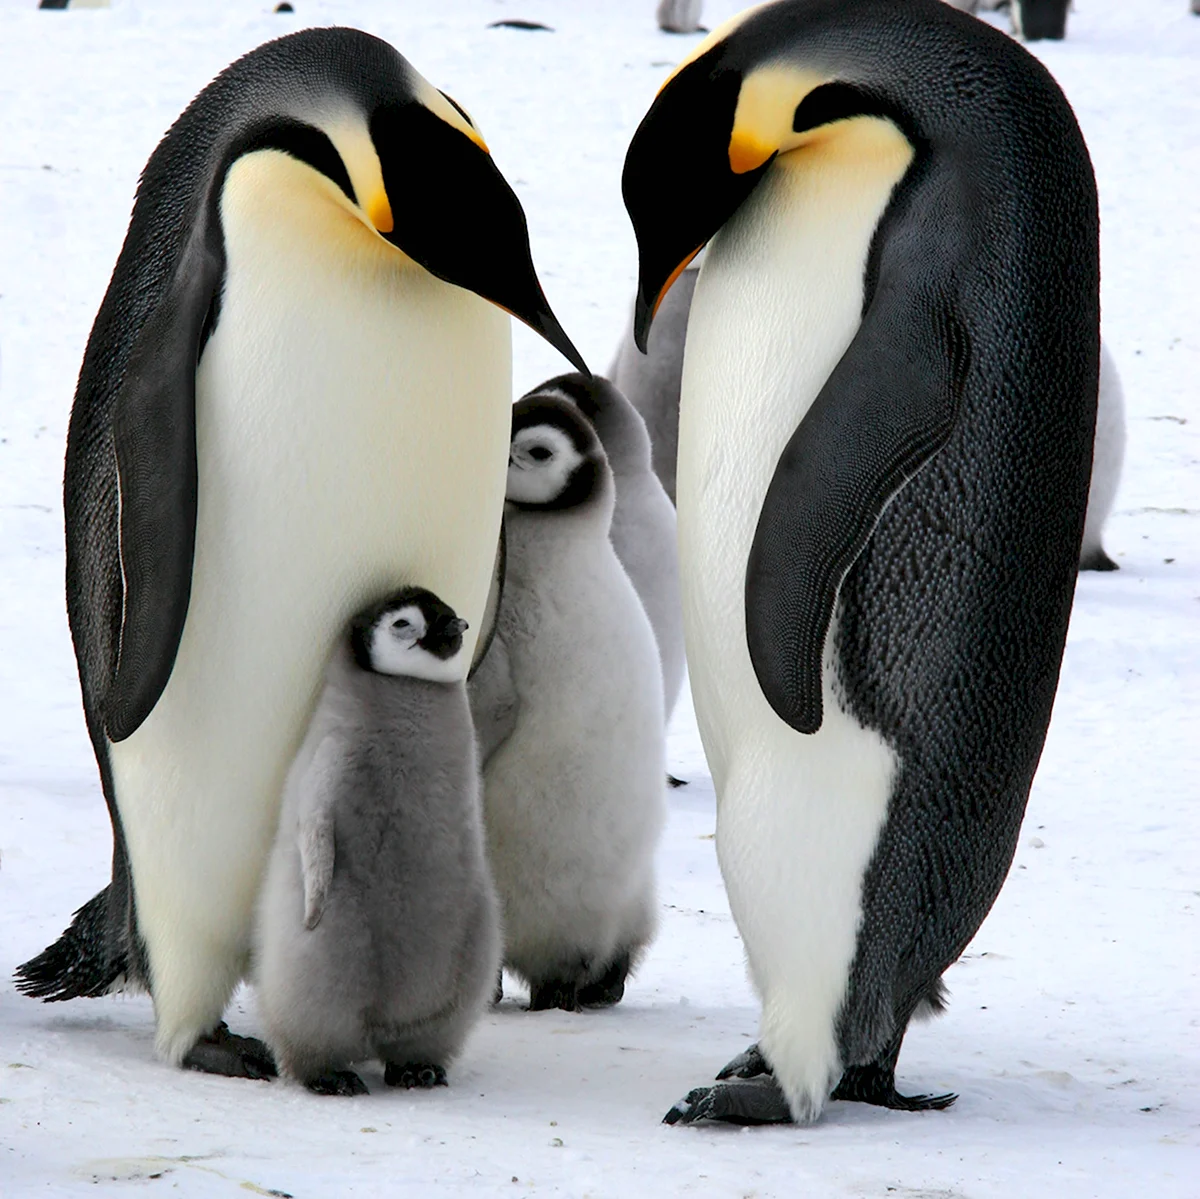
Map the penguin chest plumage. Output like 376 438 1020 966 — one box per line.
106 149 510 1061
677 119 912 1119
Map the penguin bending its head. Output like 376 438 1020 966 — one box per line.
522 373 685 722
624 0 1098 1123
254 588 500 1096
469 397 666 1012
16 28 582 1076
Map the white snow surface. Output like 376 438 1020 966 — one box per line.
0 0 1196 1194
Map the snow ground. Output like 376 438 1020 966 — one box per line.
0 0 1196 1195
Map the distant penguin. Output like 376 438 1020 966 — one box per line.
1079 344 1126 571
254 588 499 1096
523 373 685 721
609 261 700 504
470 397 666 1012
16 28 582 1076
658 0 705 35
1011 0 1069 40
624 0 1098 1123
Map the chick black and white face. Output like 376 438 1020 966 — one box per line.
351 589 468 683
506 397 605 510
507 424 585 506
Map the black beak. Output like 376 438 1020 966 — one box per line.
623 49 770 352
371 102 588 374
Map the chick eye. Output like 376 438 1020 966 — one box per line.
529 446 552 462
392 618 411 631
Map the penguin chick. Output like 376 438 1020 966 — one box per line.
254 588 500 1095
1079 343 1126 571
524 373 684 722
608 261 700 504
470 397 666 1012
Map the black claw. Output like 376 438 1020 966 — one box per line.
663 1077 793 1126
306 1069 368 1097
528 979 581 1013
715 1043 772 1080
384 1060 447 1089
832 1064 956 1112
182 1022 277 1080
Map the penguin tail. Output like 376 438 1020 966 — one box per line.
14 888 127 1001
911 977 949 1021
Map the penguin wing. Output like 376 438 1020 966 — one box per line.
467 632 520 767
745 289 970 735
298 734 342 930
104 217 224 742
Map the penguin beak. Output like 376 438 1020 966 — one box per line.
624 47 774 354
370 103 588 375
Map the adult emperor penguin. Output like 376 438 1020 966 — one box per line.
255 589 499 1097
623 0 1099 1123
16 28 583 1077
522 372 685 721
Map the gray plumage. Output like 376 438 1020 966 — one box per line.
608 262 699 505
523 373 685 721
470 397 665 1012
1079 344 1126 571
254 590 499 1092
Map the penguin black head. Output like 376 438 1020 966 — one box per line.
162 27 585 370
506 396 608 511
622 0 1030 350
350 587 469 682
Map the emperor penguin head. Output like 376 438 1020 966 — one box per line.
350 587 469 683
621 0 954 351
194 27 586 369
506 396 610 512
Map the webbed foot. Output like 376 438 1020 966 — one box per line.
306 1069 368 1096
715 1043 772 1080
832 1064 956 1111
577 953 629 1008
528 978 581 1013
663 1076 793 1126
384 1061 447 1089
182 1022 276 1080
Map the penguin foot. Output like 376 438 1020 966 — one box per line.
305 1069 368 1097
528 979 582 1013
182 1023 277 1080
715 1043 773 1080
577 953 630 1008
666 773 688 788
1079 547 1119 572
384 1061 447 1089
831 1064 956 1112
663 1076 793 1126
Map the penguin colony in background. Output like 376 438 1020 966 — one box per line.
255 589 499 1096
624 0 1099 1123
17 28 581 1076
470 397 666 1012
20 0 1107 1127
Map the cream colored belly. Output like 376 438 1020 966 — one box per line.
676 119 912 1119
107 154 511 1058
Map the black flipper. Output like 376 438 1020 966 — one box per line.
103 218 224 742
745 290 969 735
663 1077 793 1126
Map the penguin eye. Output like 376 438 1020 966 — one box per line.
391 618 411 632
529 446 553 462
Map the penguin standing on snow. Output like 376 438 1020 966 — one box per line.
522 373 685 722
254 589 499 1097
16 28 582 1076
623 0 1098 1123
470 397 666 1012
